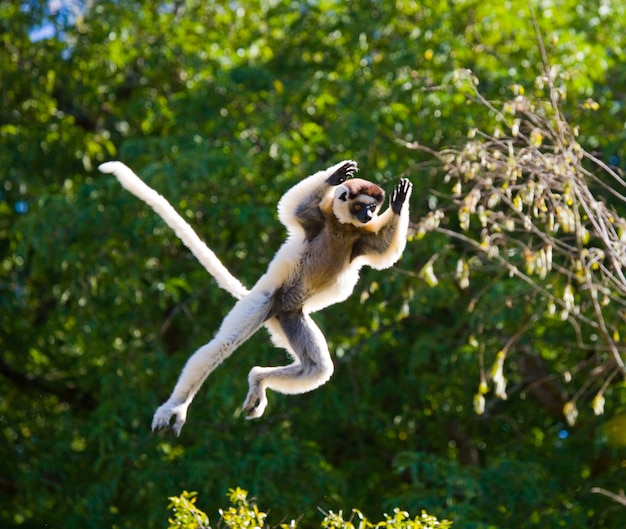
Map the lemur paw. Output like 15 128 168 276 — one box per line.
390 178 413 214
326 160 358 186
242 388 268 420
151 401 189 436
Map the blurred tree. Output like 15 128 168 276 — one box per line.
2 1 626 528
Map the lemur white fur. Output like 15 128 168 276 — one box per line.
99 160 412 436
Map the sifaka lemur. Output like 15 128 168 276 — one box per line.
99 160 412 435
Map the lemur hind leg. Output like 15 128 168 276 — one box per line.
243 311 334 419
152 289 273 435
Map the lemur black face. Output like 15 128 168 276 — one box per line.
351 201 378 223
333 181 384 226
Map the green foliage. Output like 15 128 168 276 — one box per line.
219 488 267 529
323 508 450 529
167 488 450 529
3 1 626 529
168 491 210 529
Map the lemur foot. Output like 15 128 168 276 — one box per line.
242 385 268 419
151 401 189 436
390 178 413 214
326 160 358 186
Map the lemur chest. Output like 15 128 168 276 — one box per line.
271 230 361 313
301 230 358 291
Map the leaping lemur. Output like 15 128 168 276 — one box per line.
99 160 412 436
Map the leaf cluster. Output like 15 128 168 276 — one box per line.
167 488 450 529
410 61 626 425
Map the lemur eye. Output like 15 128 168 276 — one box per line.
354 204 362 211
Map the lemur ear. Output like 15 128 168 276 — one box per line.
339 191 347 201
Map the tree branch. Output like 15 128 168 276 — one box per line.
0 356 97 410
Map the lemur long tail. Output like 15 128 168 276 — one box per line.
99 161 249 300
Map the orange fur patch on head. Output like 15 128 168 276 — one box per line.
343 178 385 203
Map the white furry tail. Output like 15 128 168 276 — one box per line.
99 161 249 300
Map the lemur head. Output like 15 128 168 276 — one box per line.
333 178 385 226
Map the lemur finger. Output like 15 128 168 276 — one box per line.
400 178 412 197
326 160 359 185
172 418 185 437
152 415 173 433
151 418 167 432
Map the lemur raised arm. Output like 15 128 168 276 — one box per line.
99 160 412 436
